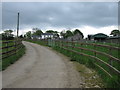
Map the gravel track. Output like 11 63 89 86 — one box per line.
2 41 84 88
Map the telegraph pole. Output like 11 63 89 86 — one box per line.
17 12 19 38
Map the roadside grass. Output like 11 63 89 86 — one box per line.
1 46 25 71
25 40 120 88
1 40 25 71
53 45 119 88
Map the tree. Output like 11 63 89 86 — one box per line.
73 29 84 38
2 30 14 40
110 30 120 36
60 30 73 39
46 30 55 33
60 30 66 39
4 30 13 36
24 35 26 38
26 31 32 39
4 29 13 33
60 31 66 39
19 35 24 38
54 31 59 34
56 34 59 37
32 28 43 36
33 30 43 36
65 30 73 38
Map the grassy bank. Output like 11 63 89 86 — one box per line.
53 45 118 88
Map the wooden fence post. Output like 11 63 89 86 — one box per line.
109 48 113 65
60 41 63 49
81 43 83 52
71 40 73 57
94 45 96 57
57 40 58 47
6 41 8 58
58 40 59 47
60 40 61 48
14 40 17 55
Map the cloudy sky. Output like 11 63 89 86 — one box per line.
2 2 118 37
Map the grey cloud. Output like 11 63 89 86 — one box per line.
2 2 118 30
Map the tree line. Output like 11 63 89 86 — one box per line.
22 28 84 39
0 28 120 40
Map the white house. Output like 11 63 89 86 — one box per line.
32 33 59 40
41 33 54 39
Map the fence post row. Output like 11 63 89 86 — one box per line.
109 48 113 65
2 39 23 60
6 41 8 57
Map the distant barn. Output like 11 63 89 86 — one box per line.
105 36 120 44
88 33 108 41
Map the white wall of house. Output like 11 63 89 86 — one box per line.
41 35 44 39
41 35 54 39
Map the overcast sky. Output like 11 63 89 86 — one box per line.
2 2 118 37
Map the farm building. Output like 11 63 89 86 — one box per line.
105 36 120 44
88 33 108 41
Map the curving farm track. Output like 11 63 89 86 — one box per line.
3 41 84 88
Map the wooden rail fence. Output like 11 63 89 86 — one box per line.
53 40 120 78
1 39 24 59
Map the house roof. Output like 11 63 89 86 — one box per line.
93 33 108 38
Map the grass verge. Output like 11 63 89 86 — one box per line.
1 45 25 71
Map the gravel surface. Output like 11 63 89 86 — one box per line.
2 41 84 88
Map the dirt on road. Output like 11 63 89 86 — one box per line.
2 41 103 88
